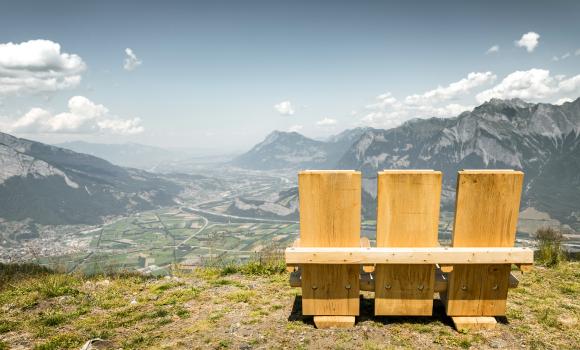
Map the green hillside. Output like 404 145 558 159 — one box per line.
0 261 578 349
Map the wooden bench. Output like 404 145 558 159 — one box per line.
286 169 532 330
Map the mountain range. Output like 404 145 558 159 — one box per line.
0 132 181 226
230 127 368 170
233 98 580 229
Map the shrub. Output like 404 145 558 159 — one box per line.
535 227 565 267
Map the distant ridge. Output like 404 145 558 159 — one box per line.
0 132 181 226
235 98 580 228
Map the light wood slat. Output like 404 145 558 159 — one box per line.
446 170 524 317
290 269 519 292
452 316 497 331
313 316 355 328
285 247 533 264
298 171 361 317
375 170 441 315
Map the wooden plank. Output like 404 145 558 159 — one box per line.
452 316 497 331
360 237 374 273
446 170 524 317
374 170 441 315
299 171 361 317
285 247 534 264
451 171 524 247
286 239 302 272
291 269 518 292
313 316 355 329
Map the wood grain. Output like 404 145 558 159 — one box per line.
298 170 361 316
374 170 441 315
445 170 524 316
285 247 534 264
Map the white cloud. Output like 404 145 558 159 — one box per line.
405 72 495 105
366 92 399 110
555 97 573 105
0 39 85 95
3 96 144 135
359 72 494 128
515 32 540 52
273 100 294 116
553 52 571 62
486 45 499 54
316 117 337 126
123 48 142 71
476 68 580 103
288 124 303 132
576 49 580 56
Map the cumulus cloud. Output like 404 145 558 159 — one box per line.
2 96 144 135
486 45 499 54
515 32 540 52
274 100 294 116
288 124 303 132
123 48 142 71
476 68 580 103
405 72 495 106
316 118 337 126
360 72 497 128
0 39 85 95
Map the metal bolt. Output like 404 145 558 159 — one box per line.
385 284 391 289
461 285 467 291
417 284 424 291
492 284 498 290
345 284 351 290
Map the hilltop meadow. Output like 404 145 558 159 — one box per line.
0 256 578 350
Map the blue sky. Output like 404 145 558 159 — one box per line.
0 0 579 151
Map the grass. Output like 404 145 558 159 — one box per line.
0 259 578 349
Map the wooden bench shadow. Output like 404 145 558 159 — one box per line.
287 295 487 329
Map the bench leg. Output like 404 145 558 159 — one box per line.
313 316 355 329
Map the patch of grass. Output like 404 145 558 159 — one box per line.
537 308 559 328
35 275 79 298
0 319 18 334
217 339 232 348
34 333 82 350
175 307 190 318
210 278 244 288
149 308 170 319
0 263 53 290
208 310 226 322
535 227 565 267
155 287 200 305
150 280 184 294
0 340 8 350
220 257 286 277
225 290 256 303
38 311 68 327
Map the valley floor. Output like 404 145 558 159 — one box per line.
0 261 578 350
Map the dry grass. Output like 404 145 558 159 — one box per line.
0 261 578 349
